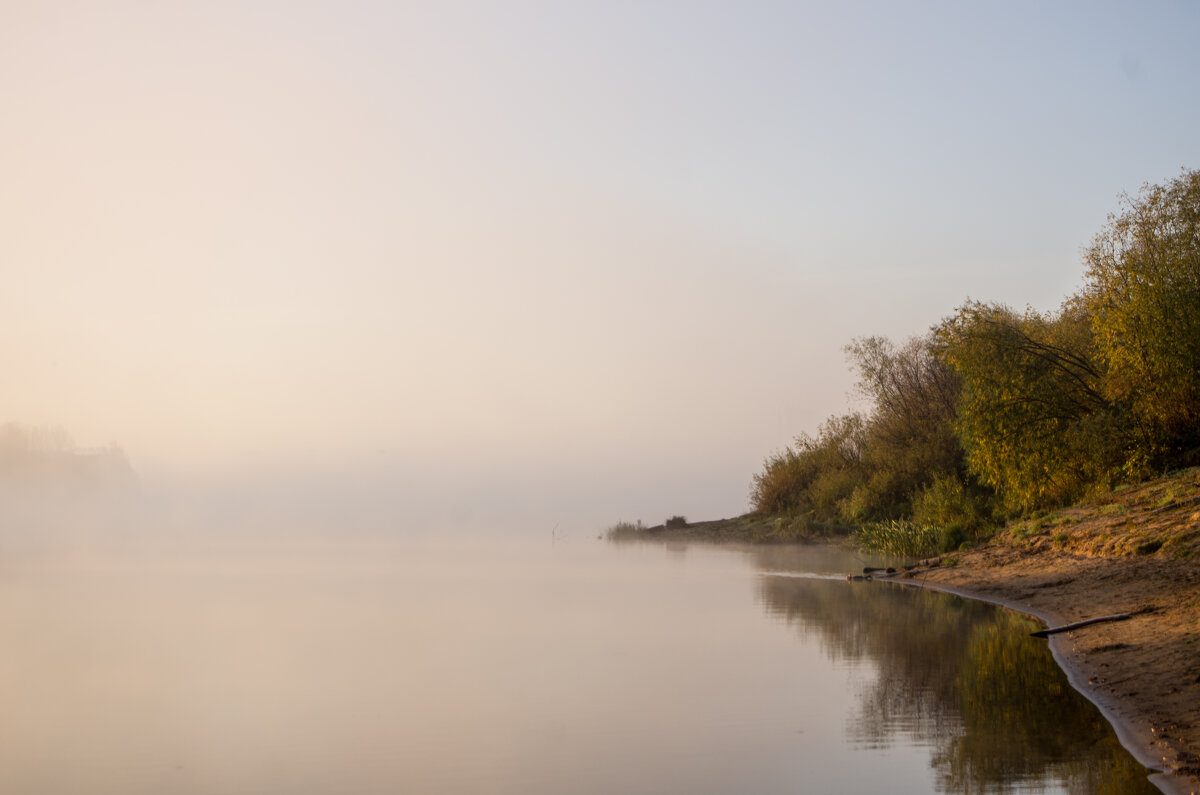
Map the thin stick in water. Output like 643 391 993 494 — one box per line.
1030 613 1133 638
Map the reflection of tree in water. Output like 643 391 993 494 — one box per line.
757 576 1158 794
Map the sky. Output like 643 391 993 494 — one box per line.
2 1 1198 533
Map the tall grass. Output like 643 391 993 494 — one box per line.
851 519 943 557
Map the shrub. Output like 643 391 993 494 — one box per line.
750 449 813 516
749 413 866 521
911 474 995 537
752 335 968 527
939 525 968 552
605 520 645 540
664 515 688 529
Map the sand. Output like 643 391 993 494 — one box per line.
907 545 1200 795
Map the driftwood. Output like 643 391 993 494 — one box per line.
1030 613 1132 638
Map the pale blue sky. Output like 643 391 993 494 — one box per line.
2 1 1197 530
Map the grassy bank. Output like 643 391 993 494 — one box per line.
989 465 1200 561
610 466 1200 561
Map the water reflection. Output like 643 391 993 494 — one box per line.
0 535 1162 794
757 574 1159 793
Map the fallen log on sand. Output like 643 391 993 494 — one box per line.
1030 613 1133 638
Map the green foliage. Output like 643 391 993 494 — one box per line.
935 300 1127 510
1084 167 1200 467
845 336 960 445
664 515 688 529
844 335 967 520
753 167 1198 535
851 519 942 557
750 448 809 516
752 334 977 527
749 413 866 523
939 525 968 552
910 474 994 537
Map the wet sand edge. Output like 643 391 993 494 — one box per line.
902 554 1200 795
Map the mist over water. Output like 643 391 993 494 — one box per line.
4 3 1197 791
0 424 1167 792
0 496 1159 795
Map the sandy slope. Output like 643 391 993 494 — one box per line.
912 546 1200 794
893 471 1200 795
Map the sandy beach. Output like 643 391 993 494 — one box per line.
912 472 1200 795
863 471 1200 795
911 544 1200 795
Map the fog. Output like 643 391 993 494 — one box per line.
4 3 1199 538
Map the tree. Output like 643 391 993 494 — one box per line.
935 300 1127 509
750 412 866 522
842 334 966 520
1084 168 1200 467
752 335 977 524
846 335 959 449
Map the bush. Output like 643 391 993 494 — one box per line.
605 520 645 540
749 413 866 521
750 449 812 516
752 335 967 527
664 515 688 529
911 474 995 537
939 525 968 552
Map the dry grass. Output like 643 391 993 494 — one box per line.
997 467 1200 560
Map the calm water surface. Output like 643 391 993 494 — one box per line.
0 533 1158 794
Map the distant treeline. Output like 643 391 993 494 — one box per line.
0 422 137 493
752 168 1200 541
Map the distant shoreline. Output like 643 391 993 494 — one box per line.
607 514 844 544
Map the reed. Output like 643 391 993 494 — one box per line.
851 519 942 557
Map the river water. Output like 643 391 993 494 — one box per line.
0 532 1159 794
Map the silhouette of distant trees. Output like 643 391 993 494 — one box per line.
0 422 136 492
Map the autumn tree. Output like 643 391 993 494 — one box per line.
841 334 966 520
1083 167 1200 468
935 300 1127 509
752 335 975 525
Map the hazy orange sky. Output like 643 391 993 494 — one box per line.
3 2 1198 530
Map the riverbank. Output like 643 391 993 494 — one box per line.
905 470 1200 794
914 547 1199 795
632 468 1200 793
